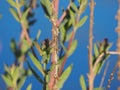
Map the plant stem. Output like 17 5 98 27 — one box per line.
16 0 31 44
48 0 59 90
58 30 75 76
58 2 82 76
57 4 71 26
88 0 95 90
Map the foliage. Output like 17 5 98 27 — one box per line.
1 0 119 90
2 64 31 90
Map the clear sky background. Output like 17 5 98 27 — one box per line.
0 0 120 90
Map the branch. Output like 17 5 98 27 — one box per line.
93 51 120 74
16 0 31 45
48 0 59 89
107 51 120 55
58 0 85 76
58 30 75 76
57 4 71 26
88 0 95 90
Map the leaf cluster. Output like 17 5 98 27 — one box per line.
2 64 32 90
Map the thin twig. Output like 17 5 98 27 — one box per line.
15 0 39 66
58 1 83 76
107 51 120 55
16 0 31 45
58 30 75 76
99 61 110 88
57 4 71 26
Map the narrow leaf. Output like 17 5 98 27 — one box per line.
2 75 13 87
27 61 44 84
94 43 99 58
21 8 30 23
67 40 77 57
97 54 110 74
94 87 104 90
56 64 73 89
79 0 88 13
69 9 75 26
34 42 43 56
70 2 78 12
28 52 45 76
40 0 52 18
4 64 10 73
21 39 31 54
80 75 86 90
66 31 72 42
26 84 32 90
76 16 88 29
13 67 20 82
18 76 26 90
7 0 16 8
60 25 66 41
60 41 67 53
9 8 20 22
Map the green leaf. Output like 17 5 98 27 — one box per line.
18 76 26 90
99 44 104 53
106 43 112 51
2 75 13 87
28 52 45 76
40 0 52 18
69 9 75 26
10 65 16 76
79 0 88 13
4 64 10 73
95 62 101 74
78 0 80 3
60 41 67 53
70 2 78 12
94 43 99 58
97 54 110 74
80 75 86 90
9 8 20 22
34 42 43 56
56 64 73 89
67 40 77 57
94 87 104 90
7 0 16 8
21 39 31 54
60 25 66 41
27 61 44 84
21 8 30 23
46 74 50 83
66 31 72 42
20 0 25 7
13 67 20 82
26 84 32 90
76 16 88 29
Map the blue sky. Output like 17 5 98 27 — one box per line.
0 0 120 90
